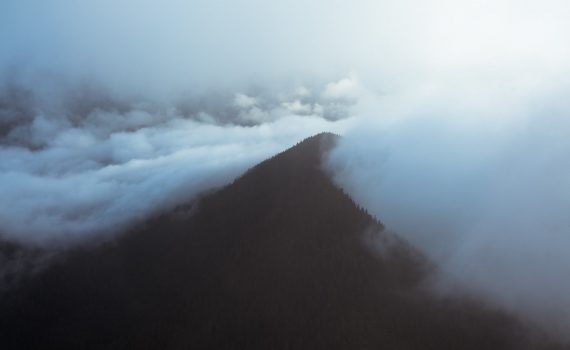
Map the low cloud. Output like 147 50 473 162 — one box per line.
326 78 570 340
0 80 352 246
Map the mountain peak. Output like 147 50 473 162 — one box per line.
282 132 339 158
235 131 339 183
0 133 557 350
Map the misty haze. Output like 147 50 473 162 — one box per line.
1 0 570 349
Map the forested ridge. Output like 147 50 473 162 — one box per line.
0 133 564 349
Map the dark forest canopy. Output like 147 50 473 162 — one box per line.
0 133 566 349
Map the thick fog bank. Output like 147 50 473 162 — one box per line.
327 81 570 340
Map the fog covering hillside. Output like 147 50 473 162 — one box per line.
0 133 564 349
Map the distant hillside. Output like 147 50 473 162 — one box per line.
0 133 564 349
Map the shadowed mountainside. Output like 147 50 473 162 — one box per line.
0 133 565 349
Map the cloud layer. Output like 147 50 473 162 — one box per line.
0 80 353 246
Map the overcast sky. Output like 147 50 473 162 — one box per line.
2 0 568 93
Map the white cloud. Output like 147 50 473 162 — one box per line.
282 100 312 115
322 76 360 101
0 100 348 246
233 93 258 109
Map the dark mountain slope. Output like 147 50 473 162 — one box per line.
0 133 563 349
